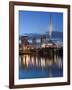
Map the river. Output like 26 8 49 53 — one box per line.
19 51 63 79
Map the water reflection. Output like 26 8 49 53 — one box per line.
20 54 62 69
19 53 63 79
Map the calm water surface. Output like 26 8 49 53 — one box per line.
19 53 63 79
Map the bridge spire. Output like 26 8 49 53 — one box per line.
49 15 52 40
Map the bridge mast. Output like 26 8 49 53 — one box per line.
49 15 52 40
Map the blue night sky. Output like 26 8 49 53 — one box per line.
19 10 63 35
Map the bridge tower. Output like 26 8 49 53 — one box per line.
49 15 52 40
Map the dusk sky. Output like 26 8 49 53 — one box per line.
19 10 63 35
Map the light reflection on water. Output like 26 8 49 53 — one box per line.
19 54 63 79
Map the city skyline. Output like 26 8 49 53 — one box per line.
19 10 63 79
19 10 63 35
